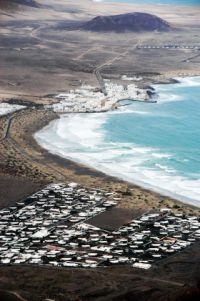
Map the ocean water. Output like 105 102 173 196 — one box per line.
35 77 200 207
105 0 200 6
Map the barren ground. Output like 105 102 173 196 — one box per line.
0 1 200 300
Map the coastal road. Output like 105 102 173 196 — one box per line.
94 69 107 96
0 115 13 142
94 48 130 95
0 108 28 142
181 51 200 63
93 36 150 95
74 46 99 61
94 35 150 72
1 110 67 182
0 107 30 142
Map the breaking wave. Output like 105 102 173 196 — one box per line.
35 77 200 207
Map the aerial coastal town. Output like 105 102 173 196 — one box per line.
0 0 200 300
0 77 153 116
50 79 153 113
0 74 199 271
0 183 199 270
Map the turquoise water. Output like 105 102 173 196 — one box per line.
106 0 200 6
35 77 200 206
105 80 200 179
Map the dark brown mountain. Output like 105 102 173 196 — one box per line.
81 12 171 33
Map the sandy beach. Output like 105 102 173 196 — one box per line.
0 1 200 300
0 106 199 216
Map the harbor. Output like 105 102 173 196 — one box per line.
49 78 155 113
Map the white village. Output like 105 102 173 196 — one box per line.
50 79 153 113
0 183 199 270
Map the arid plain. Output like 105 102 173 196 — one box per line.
0 0 200 99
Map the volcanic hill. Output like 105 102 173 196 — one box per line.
81 12 171 32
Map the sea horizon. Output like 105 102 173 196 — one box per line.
35 76 200 207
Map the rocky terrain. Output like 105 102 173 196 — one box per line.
81 12 171 32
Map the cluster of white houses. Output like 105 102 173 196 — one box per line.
0 102 25 117
50 81 150 113
0 183 199 270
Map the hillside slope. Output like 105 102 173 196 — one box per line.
81 12 171 32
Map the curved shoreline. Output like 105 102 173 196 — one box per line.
35 116 199 208
32 115 199 213
1 79 199 214
35 76 200 209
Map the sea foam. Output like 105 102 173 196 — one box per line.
35 77 200 207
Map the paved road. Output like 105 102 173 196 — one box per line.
94 69 107 96
1 110 66 181
74 46 99 61
93 38 147 96
0 116 13 142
